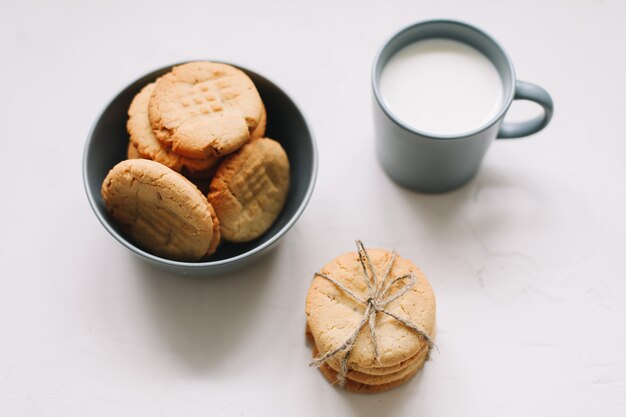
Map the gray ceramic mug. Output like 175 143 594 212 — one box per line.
372 19 554 193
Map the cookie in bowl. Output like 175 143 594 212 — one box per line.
101 159 216 262
208 138 290 243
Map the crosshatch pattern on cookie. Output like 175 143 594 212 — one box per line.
177 82 224 114
208 138 290 242
128 82 219 174
149 62 264 159
163 71 254 124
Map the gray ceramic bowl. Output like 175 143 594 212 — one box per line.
83 63 317 275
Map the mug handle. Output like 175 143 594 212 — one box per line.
497 80 554 139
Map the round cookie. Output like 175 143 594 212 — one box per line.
314 347 425 394
307 322 433 375
322 342 429 385
128 82 220 174
318 359 423 394
148 62 264 158
101 159 214 261
305 249 436 369
325 341 428 377
207 138 290 242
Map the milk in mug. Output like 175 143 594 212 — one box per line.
380 39 503 136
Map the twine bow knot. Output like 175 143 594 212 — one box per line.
310 240 434 387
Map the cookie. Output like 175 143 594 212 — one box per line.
206 204 221 257
128 82 220 174
101 159 214 261
314 347 425 394
306 323 431 376
207 138 290 242
306 249 436 369
322 342 429 385
148 62 264 158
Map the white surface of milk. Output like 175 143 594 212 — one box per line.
380 39 503 136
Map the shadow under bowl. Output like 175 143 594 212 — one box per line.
83 62 317 276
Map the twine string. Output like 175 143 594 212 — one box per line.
309 240 434 387
356 240 375 294
368 309 378 360
314 273 366 305
379 274 415 307
376 251 397 298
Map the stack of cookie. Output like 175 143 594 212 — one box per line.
101 61 290 261
305 242 436 393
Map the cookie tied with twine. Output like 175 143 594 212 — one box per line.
305 241 436 392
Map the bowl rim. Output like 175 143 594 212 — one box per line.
82 61 318 269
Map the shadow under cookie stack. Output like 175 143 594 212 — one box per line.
101 61 290 261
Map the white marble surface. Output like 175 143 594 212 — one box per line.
1 0 625 415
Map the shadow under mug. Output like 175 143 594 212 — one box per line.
372 19 554 193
